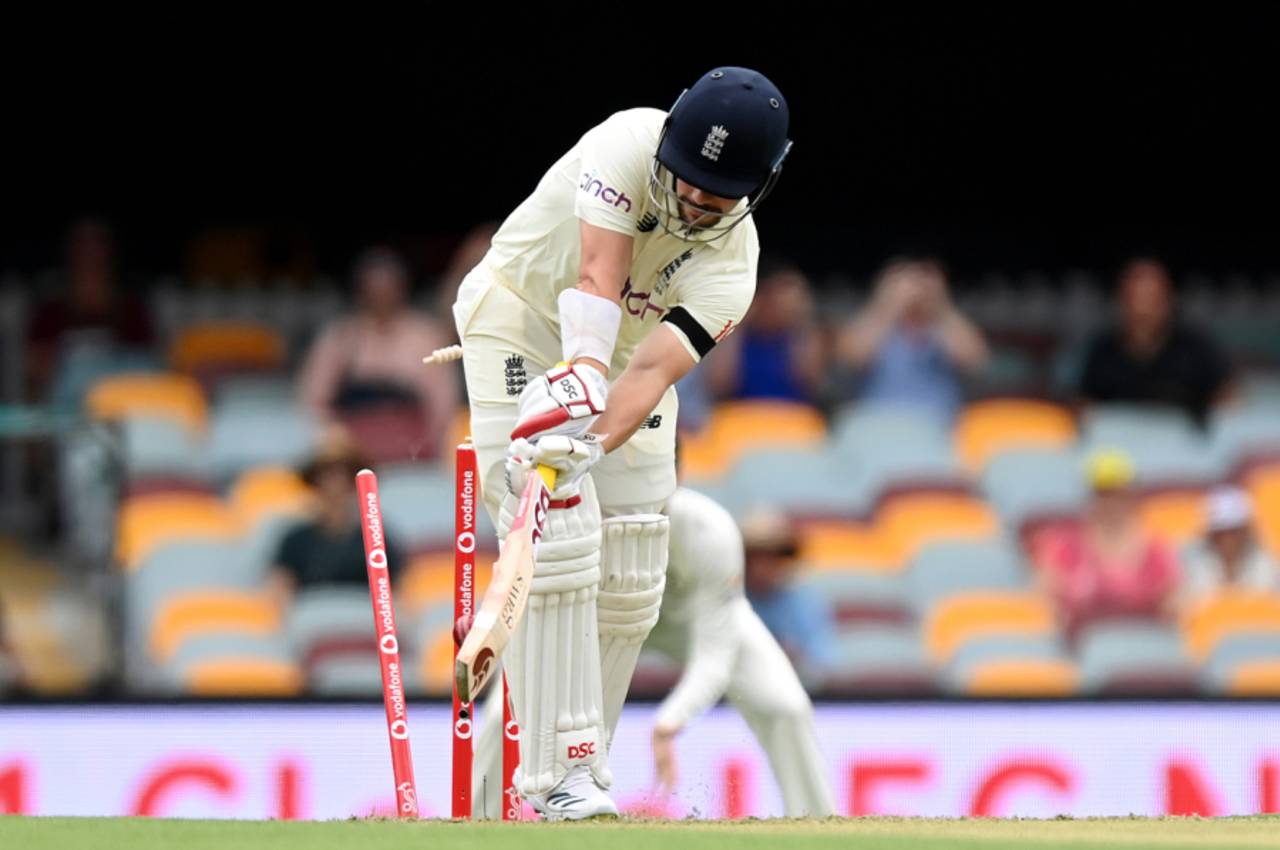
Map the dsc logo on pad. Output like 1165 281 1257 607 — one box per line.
567 742 597 760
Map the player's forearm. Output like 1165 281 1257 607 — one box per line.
589 325 695 452
655 614 739 731
589 364 671 452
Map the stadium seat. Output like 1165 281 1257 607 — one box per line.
1209 404 1280 473
797 521 898 572
1225 660 1280 696
680 400 826 482
376 463 460 550
954 399 1077 473
169 321 285 381
86 372 208 434
1075 620 1194 695
149 590 281 662
944 634 1071 694
183 657 304 696
308 655 386 696
923 591 1058 665
116 494 241 569
960 658 1079 696
401 557 494 617
1137 489 1207 548
1201 633 1280 694
228 466 312 530
879 494 1001 566
212 374 298 412
830 404 950 461
822 624 936 696
1246 465 1280 557
907 539 1028 612
119 416 209 481
981 448 1087 532
1181 592 1280 662
207 403 321 482
795 570 910 626
287 587 376 666
711 448 861 518
1081 405 1216 484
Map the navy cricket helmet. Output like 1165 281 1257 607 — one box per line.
649 67 792 241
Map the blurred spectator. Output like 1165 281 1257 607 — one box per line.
834 256 988 421
740 508 836 685
703 262 824 403
1078 258 1232 425
27 218 155 401
1035 450 1180 639
434 222 498 344
1179 487 1278 604
267 426 402 610
299 247 458 460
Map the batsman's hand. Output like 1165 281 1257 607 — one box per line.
505 434 603 500
510 362 608 442
652 725 679 796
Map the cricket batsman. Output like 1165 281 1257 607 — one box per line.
470 486 835 818
452 67 792 819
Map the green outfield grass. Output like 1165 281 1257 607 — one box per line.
1 815 1277 850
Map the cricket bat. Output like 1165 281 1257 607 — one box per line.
454 463 556 703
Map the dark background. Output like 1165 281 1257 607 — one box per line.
4 9 1277 282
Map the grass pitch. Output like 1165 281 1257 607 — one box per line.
1 815 1277 849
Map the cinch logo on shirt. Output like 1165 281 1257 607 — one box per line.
620 278 667 322
580 171 633 213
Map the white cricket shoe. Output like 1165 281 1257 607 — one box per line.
524 765 619 821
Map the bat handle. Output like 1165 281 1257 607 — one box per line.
536 463 557 490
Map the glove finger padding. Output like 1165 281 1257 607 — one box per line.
510 363 609 442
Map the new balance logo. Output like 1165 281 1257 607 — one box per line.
701 125 729 161
637 212 659 233
641 415 663 430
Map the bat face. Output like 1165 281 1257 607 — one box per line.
454 467 552 703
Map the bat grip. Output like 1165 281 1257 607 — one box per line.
536 463 557 490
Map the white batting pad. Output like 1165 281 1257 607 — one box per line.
597 513 669 745
503 477 608 796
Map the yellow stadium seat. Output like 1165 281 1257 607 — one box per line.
1138 490 1206 548
1181 591 1280 662
964 658 1079 696
86 373 208 434
116 494 242 569
1227 660 1280 696
879 493 1000 564
149 591 281 661
680 401 826 481
184 658 304 696
169 322 285 375
954 400 1077 472
420 628 457 695
1247 465 1280 558
401 558 494 615
228 466 313 528
797 521 899 572
925 591 1058 664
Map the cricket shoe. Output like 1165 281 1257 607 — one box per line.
522 765 619 821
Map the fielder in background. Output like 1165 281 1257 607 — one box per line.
470 486 835 819
453 67 792 819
